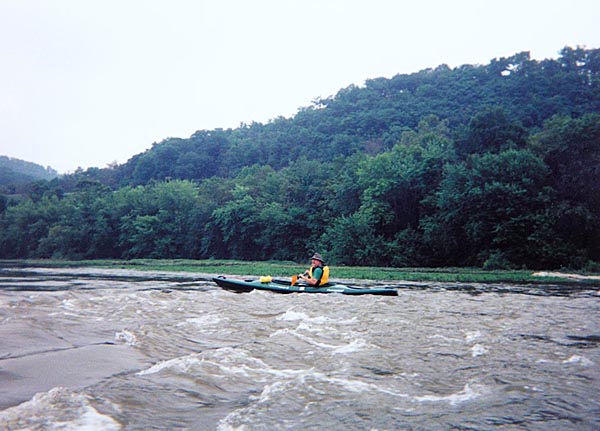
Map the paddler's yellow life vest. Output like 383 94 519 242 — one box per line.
308 265 329 285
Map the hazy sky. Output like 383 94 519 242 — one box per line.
1 0 599 173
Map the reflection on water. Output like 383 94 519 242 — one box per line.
0 266 599 431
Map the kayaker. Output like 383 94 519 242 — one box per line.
299 253 329 286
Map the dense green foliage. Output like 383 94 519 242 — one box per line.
1 47 599 269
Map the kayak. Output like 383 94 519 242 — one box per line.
213 276 398 296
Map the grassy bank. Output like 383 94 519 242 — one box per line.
2 259 599 286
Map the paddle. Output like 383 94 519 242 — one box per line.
291 271 310 286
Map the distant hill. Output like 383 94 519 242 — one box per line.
29 47 600 191
66 46 599 188
0 156 59 191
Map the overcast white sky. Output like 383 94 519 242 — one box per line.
1 0 599 173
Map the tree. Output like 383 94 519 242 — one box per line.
0 196 61 258
421 149 551 267
323 116 454 265
118 180 203 259
456 107 528 158
532 114 600 213
321 212 386 266
529 114 600 265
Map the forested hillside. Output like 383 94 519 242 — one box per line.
0 156 58 193
1 46 599 269
108 47 599 186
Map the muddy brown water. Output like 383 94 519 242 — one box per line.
1 266 599 430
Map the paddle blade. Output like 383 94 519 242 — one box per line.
291 275 297 286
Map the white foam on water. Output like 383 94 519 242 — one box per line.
137 353 203 376
536 354 595 366
216 368 410 430
270 323 373 355
137 347 273 378
50 311 80 318
277 308 357 325
251 366 310 381
562 355 594 366
254 368 410 405
295 321 324 333
269 326 339 349
429 334 461 343
216 424 248 431
470 343 488 357
0 387 121 431
210 347 273 370
277 309 307 320
321 374 408 398
60 299 79 310
414 383 484 405
332 338 373 355
175 314 222 328
52 408 120 431
464 330 482 343
268 327 291 338
114 330 137 346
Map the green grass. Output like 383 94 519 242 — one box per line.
3 258 599 286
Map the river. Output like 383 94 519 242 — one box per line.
0 265 598 430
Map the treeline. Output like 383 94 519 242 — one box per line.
1 112 599 269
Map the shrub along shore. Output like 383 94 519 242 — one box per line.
2 259 599 287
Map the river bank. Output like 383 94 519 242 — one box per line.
2 259 600 287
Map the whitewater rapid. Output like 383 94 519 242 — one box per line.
1 266 598 430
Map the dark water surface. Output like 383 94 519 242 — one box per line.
0 266 599 430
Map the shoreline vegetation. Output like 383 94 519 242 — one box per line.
1 259 599 287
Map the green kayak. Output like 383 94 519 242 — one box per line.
213 276 398 296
